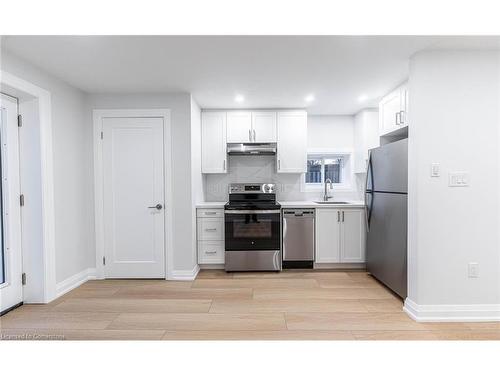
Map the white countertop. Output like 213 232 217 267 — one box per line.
279 200 365 208
196 202 226 208
197 201 365 209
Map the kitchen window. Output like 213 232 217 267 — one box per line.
303 152 352 190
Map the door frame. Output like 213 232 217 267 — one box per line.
0 71 57 303
93 109 173 280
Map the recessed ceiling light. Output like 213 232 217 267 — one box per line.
358 94 368 102
305 95 315 103
234 94 245 103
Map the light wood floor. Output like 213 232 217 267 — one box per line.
1 270 499 340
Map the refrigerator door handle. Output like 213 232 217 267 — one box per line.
365 152 374 232
365 192 372 232
282 216 288 260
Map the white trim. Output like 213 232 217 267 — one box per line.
171 265 200 281
55 268 96 298
0 70 57 303
199 264 225 270
404 298 500 322
313 263 366 270
93 109 174 280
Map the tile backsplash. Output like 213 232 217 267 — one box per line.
204 155 364 202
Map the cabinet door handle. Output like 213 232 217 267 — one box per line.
205 250 217 254
395 112 400 125
205 228 217 232
223 159 226 171
399 110 405 124
278 159 281 170
337 211 340 222
249 129 252 142
204 212 217 215
253 129 256 142
342 211 345 222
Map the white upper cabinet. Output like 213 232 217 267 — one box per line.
226 111 277 143
226 111 253 143
252 111 277 142
276 110 307 173
354 110 379 173
201 111 227 174
379 82 408 136
202 109 306 174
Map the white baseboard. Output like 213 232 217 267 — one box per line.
171 264 200 281
313 263 366 270
404 298 500 322
55 268 96 298
199 264 225 270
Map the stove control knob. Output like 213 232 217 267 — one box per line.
263 184 274 193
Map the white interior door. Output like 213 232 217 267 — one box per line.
102 117 165 278
0 94 23 313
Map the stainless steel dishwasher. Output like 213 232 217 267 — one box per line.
282 209 315 269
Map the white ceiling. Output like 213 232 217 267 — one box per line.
2 36 499 114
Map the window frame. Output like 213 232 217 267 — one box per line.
301 148 354 192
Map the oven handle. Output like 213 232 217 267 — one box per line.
224 210 281 214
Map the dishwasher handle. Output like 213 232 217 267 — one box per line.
283 210 315 217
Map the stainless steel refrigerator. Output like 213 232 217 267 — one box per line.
365 138 408 299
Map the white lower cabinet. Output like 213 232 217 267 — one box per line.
315 208 366 264
340 209 366 263
197 208 225 264
198 241 224 264
315 209 341 263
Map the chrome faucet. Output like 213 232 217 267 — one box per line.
323 178 333 201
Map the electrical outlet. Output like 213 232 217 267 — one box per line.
449 172 469 187
468 262 479 278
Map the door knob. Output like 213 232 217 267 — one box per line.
148 204 163 210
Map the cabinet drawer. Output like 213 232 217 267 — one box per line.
197 218 224 240
198 241 225 264
197 208 224 218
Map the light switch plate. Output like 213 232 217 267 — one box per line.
430 163 440 177
468 262 479 278
449 172 469 187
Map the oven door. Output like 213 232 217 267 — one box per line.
225 210 281 251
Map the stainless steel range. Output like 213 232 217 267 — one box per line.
224 183 281 272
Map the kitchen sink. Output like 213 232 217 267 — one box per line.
314 201 350 204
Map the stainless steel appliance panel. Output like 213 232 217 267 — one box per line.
225 211 281 251
368 138 408 193
366 192 408 298
283 210 315 262
225 250 281 271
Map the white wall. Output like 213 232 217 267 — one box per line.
1 51 94 285
406 50 500 321
307 115 354 150
86 93 198 275
190 97 203 271
204 115 360 202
